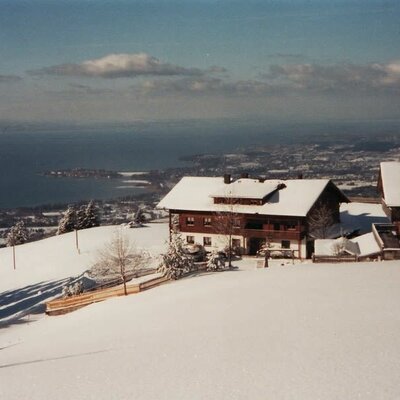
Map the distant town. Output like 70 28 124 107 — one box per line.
1 133 399 245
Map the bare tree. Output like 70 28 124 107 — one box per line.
213 201 241 268
89 230 148 295
308 203 335 239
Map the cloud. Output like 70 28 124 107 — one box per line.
263 61 400 94
0 74 22 83
29 53 208 79
139 76 273 96
138 60 400 98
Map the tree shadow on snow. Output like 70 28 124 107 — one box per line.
0 278 72 329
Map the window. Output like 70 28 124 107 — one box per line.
203 237 212 246
186 217 194 226
281 240 291 249
232 239 241 248
285 221 297 230
186 235 195 244
203 217 212 227
273 223 280 231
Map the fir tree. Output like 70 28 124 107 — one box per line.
6 221 29 246
57 206 77 235
84 200 100 228
158 230 193 279
75 206 87 230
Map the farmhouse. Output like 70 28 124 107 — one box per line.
157 175 349 259
378 161 400 230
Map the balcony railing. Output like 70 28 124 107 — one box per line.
243 229 303 241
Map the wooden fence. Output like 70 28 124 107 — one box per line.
46 274 169 316
312 254 358 263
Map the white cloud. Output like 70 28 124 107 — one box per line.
264 61 400 93
29 53 207 79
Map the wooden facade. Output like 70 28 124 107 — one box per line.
162 178 348 259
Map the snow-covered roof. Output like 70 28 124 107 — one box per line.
380 161 400 207
158 177 338 217
210 179 279 199
315 234 382 258
314 238 360 256
351 232 381 258
340 202 390 234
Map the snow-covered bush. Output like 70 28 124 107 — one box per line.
206 251 226 271
62 280 84 298
158 231 194 279
6 221 29 246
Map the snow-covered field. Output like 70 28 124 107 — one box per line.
1 221 400 399
0 223 169 325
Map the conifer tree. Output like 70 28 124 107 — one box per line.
75 206 87 230
158 230 193 279
6 221 29 246
84 200 100 228
57 206 77 235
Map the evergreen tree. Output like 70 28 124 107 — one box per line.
158 231 193 279
84 200 100 228
57 206 77 235
6 221 29 246
75 206 87 230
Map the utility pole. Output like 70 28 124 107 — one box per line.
12 245 16 270
75 229 80 254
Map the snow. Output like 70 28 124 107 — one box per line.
340 202 390 234
315 234 381 258
380 161 400 206
158 176 334 217
352 232 381 257
211 178 279 199
1 259 400 399
337 181 373 190
42 212 62 217
315 237 359 256
0 223 169 324
118 171 149 177
121 179 150 184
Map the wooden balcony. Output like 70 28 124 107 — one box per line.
242 228 303 241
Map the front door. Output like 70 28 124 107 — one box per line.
248 237 265 255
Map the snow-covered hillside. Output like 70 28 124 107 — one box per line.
0 222 169 324
1 260 400 399
1 220 400 399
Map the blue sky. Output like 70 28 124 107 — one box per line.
1 0 399 124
